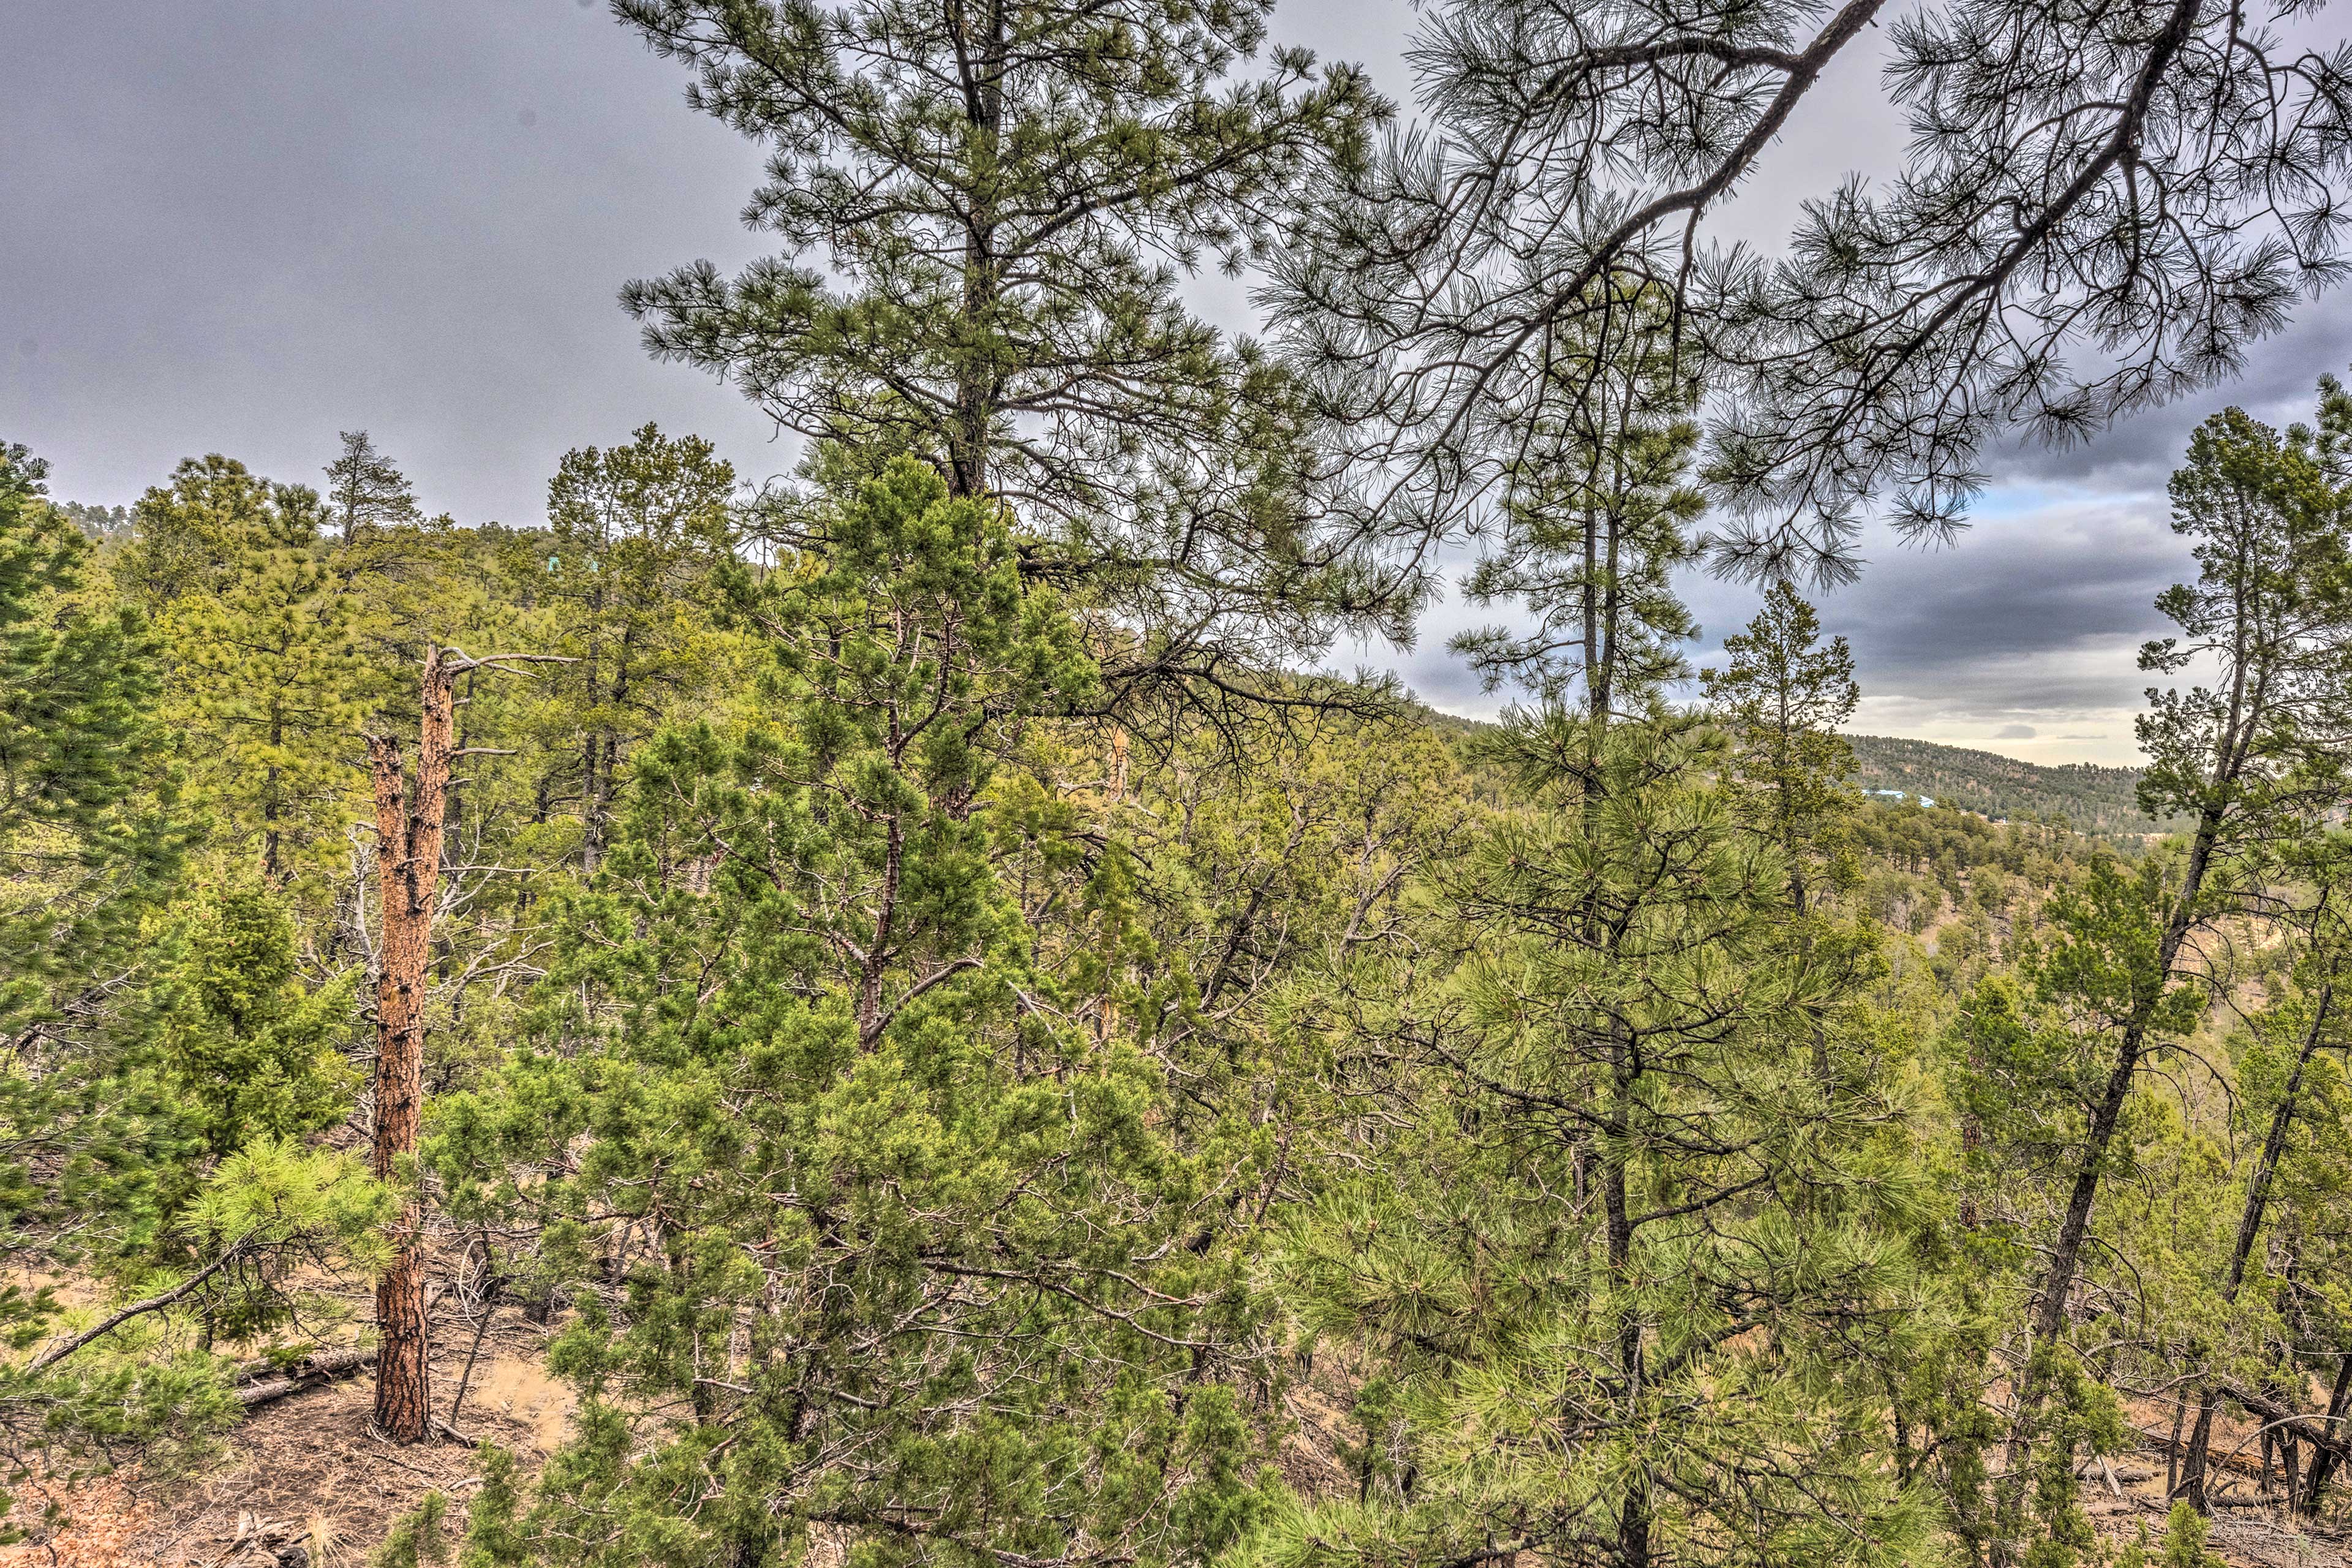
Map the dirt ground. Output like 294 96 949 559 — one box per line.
0 1305 575 1568
9 1322 2351 1566
2078 1456 2352 1568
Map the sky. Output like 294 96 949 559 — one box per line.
8 2 2352 767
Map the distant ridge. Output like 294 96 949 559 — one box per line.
1410 709 2181 839
1845 734 2179 837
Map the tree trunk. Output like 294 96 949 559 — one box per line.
2179 1386 2223 1512
262 758 282 886
580 611 603 876
948 6 1005 498
1604 1034 1651 1568
2299 1353 2352 1514
364 646 457 1443
1991 805 2225 1564
2177 978 2337 1509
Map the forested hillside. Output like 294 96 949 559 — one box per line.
1847 733 2182 837
11 2 2352 1567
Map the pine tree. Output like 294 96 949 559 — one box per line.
1449 277 1704 713
365 644 564 1442
2154 832 2352 1515
1250 714 1931 1568
0 443 228 1510
437 458 1276 1566
324 429 422 551
0 443 180 1041
159 885 356 1154
614 0 1395 665
2193 879 2352 1517
116 453 323 610
1276 0 2352 573
1235 292 1932 1564
511 424 733 873
168 548 368 887
1703 581 1862 916
1986 390 2352 1547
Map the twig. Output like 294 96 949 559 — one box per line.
445 1302 497 1431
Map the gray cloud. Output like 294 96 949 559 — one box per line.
0 0 2327 767
2 2 784 521
1984 317 2352 496
1691 489 2188 763
1356 481 2190 763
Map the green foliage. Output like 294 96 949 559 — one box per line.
47 500 132 544
375 1491 450 1568
432 459 1267 1566
159 886 356 1152
616 0 1396 650
0 441 180 1039
1452 277 1703 706
2156 1502 2227 1568
24 217 2352 1568
163 546 367 885
2141 403 2352 837
0 1142 389 1534
1253 714 1938 1568
499 423 734 872
116 453 323 610
0 448 216 1491
177 1138 396 1342
182 1138 392 1265
1707 581 1863 916
459 1447 528 1568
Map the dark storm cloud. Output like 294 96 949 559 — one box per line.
1985 311 2352 495
1814 498 2177 693
1681 488 2192 762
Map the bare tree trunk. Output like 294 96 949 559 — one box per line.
1991 805 2225 1563
364 647 457 1443
2180 1385 2223 1512
2300 1353 2352 1513
1603 1031 1651 1568
2178 978 2337 1509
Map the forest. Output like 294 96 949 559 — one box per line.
8 1 2352 1566
1844 739 2180 845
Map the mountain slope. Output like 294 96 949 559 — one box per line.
1845 733 2179 836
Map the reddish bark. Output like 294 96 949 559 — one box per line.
364 647 456 1443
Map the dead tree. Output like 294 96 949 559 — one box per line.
364 646 563 1442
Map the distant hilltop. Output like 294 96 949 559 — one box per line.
1844 734 2181 839
1413 711 2181 841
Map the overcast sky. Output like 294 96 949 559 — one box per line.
8 1 2351 766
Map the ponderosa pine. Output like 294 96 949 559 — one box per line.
614 0 1401 684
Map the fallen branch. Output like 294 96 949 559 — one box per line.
2130 1426 2265 1477
2217 1381 2352 1466
236 1347 375 1408
233 1280 446 1408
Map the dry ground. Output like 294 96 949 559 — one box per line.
0 1303 573 1568
9 1316 2351 1566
